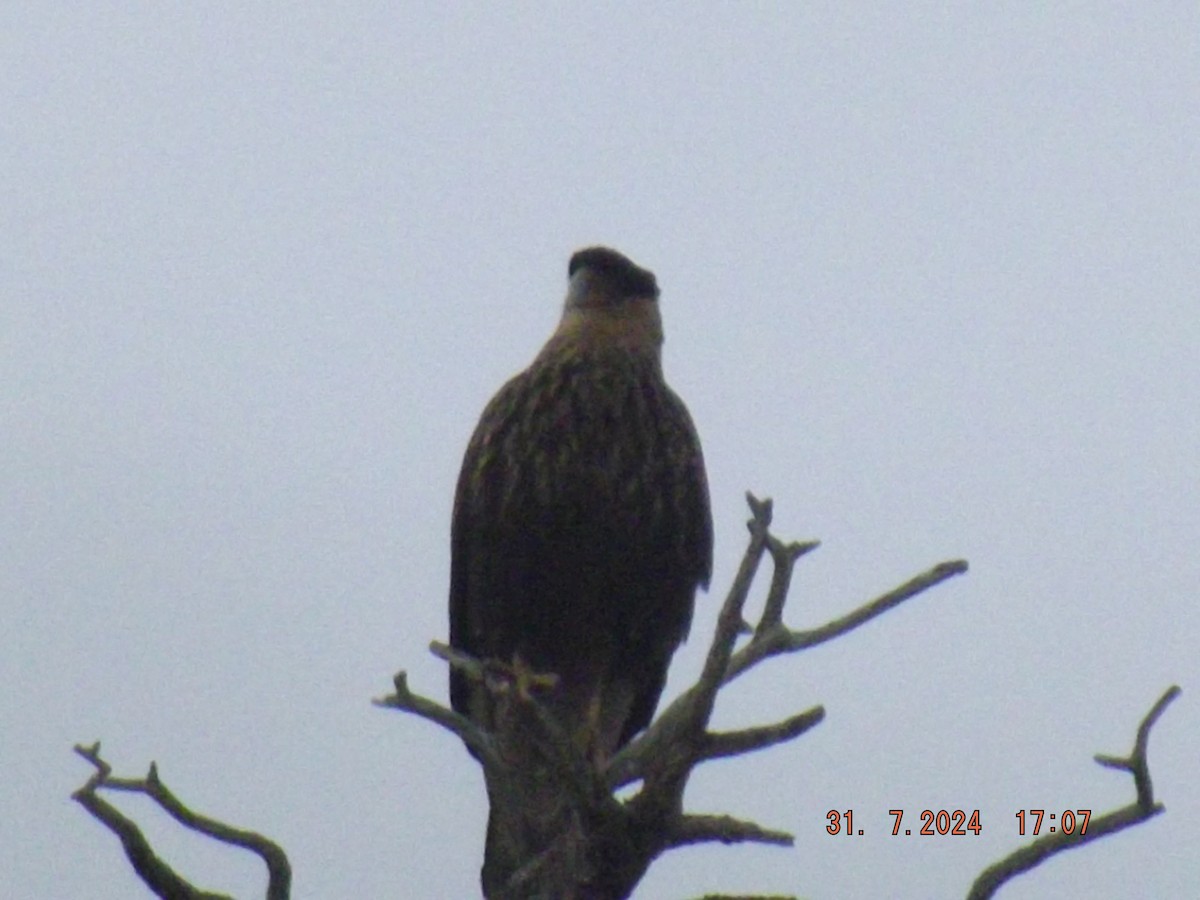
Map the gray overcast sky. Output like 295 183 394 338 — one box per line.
3 5 1196 898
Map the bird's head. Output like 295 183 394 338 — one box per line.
559 247 664 350
566 247 659 308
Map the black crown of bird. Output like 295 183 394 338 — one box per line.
449 246 713 770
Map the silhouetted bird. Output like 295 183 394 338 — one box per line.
449 246 712 765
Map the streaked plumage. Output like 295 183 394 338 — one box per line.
449 246 712 762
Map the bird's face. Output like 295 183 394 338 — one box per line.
557 247 665 352
565 247 660 311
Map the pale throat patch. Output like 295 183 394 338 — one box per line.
554 297 664 351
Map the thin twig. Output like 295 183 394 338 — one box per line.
72 742 291 900
756 537 820 635
1094 683 1181 808
967 685 1181 900
609 494 775 791
669 813 794 848
727 559 969 683
373 665 500 769
701 707 825 762
696 493 774 703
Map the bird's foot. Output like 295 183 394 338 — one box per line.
483 653 559 702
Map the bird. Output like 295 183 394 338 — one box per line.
448 246 713 768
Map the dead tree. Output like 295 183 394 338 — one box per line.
75 493 1180 898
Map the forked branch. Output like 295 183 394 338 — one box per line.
72 742 291 900
385 492 970 898
967 685 1181 900
72 492 1178 900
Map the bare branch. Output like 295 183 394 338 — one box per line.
967 685 1181 900
701 707 825 762
669 813 794 848
373 664 500 769
727 558 969 683
1093 683 1182 807
610 551 965 790
697 493 774 700
608 494 775 792
384 492 971 898
73 779 232 897
72 742 291 900
756 536 821 635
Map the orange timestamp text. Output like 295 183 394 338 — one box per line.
826 809 982 836
1014 809 1091 835
826 808 1094 837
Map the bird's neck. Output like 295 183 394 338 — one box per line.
550 299 664 361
